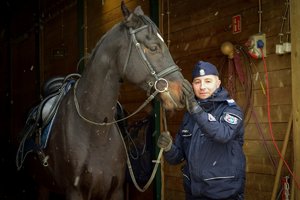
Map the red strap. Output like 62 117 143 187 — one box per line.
233 51 246 86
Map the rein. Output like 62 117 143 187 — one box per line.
124 107 168 192
73 80 159 126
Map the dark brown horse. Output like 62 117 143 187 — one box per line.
17 1 185 200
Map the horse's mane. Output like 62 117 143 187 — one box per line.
139 14 159 33
84 22 123 68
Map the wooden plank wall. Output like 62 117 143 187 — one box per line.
0 1 42 198
40 0 79 82
5 1 40 145
161 0 293 199
3 0 79 145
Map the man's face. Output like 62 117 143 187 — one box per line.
192 75 221 100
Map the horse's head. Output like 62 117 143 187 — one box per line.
119 1 185 111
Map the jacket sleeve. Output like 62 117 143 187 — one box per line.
191 106 244 143
163 113 189 165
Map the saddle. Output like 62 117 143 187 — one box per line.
16 74 80 170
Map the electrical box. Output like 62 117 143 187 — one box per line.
247 33 267 59
276 42 291 55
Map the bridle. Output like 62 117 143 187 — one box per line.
73 17 181 126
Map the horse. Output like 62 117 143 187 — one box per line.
17 1 185 200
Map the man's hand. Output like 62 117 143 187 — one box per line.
157 131 172 152
182 79 203 114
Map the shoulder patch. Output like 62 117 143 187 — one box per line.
224 113 238 124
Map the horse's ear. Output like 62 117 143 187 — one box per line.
133 6 144 16
122 9 141 29
121 0 130 19
121 1 143 29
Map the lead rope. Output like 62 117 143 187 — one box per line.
121 105 167 192
160 106 167 200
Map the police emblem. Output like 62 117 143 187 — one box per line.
224 113 238 124
199 69 205 76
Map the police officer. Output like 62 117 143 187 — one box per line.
158 61 246 200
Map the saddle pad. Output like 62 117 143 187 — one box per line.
16 79 75 170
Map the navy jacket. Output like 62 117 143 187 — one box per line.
164 87 246 199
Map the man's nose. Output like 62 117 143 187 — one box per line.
200 82 206 89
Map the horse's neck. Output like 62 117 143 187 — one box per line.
75 26 126 123
75 58 121 123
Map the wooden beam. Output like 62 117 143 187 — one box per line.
271 113 292 200
77 0 84 73
291 0 300 198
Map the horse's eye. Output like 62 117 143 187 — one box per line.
149 45 158 52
